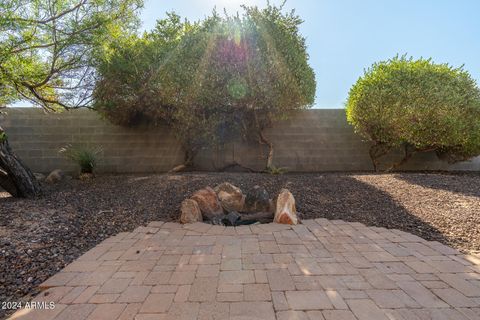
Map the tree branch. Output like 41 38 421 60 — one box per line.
11 0 87 25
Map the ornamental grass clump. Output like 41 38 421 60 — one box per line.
60 145 101 174
346 55 480 171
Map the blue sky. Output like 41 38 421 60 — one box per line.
141 0 480 109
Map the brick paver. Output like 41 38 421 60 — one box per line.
10 219 480 319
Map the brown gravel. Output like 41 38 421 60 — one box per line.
0 172 479 318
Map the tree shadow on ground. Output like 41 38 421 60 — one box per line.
394 172 480 198
0 173 452 247
277 174 450 246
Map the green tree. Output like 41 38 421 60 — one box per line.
239 4 316 168
0 0 142 197
346 56 480 171
95 4 316 170
94 12 212 166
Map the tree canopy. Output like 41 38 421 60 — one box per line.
94 4 316 168
0 0 143 110
346 56 480 170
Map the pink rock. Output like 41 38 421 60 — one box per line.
191 187 223 220
274 189 298 225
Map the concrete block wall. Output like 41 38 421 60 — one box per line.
1 108 184 173
1 108 479 173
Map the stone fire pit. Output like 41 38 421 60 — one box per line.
179 182 299 226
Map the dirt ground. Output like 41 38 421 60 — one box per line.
1 172 479 318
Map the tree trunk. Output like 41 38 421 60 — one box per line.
0 127 41 197
369 143 391 172
253 111 274 170
0 169 18 196
184 148 195 168
258 130 274 169
369 146 379 172
170 146 197 173
386 144 416 172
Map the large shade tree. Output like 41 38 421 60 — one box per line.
0 0 142 197
95 4 316 170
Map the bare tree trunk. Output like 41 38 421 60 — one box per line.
0 169 18 196
252 111 274 170
369 143 391 172
0 127 41 197
258 130 274 169
386 144 416 172
369 145 380 172
170 147 197 173
184 148 196 168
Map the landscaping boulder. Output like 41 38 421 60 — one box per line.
45 169 65 184
191 187 223 220
180 199 202 224
214 182 245 212
274 188 299 225
244 185 271 213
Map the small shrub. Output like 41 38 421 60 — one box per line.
346 55 480 171
266 165 288 175
60 145 101 174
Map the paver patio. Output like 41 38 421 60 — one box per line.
9 219 480 320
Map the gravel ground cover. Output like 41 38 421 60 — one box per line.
0 172 479 318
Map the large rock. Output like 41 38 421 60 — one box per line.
274 189 299 225
244 185 271 213
214 182 245 212
45 169 64 184
191 187 223 220
180 199 202 224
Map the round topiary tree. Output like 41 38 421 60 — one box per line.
346 56 480 171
